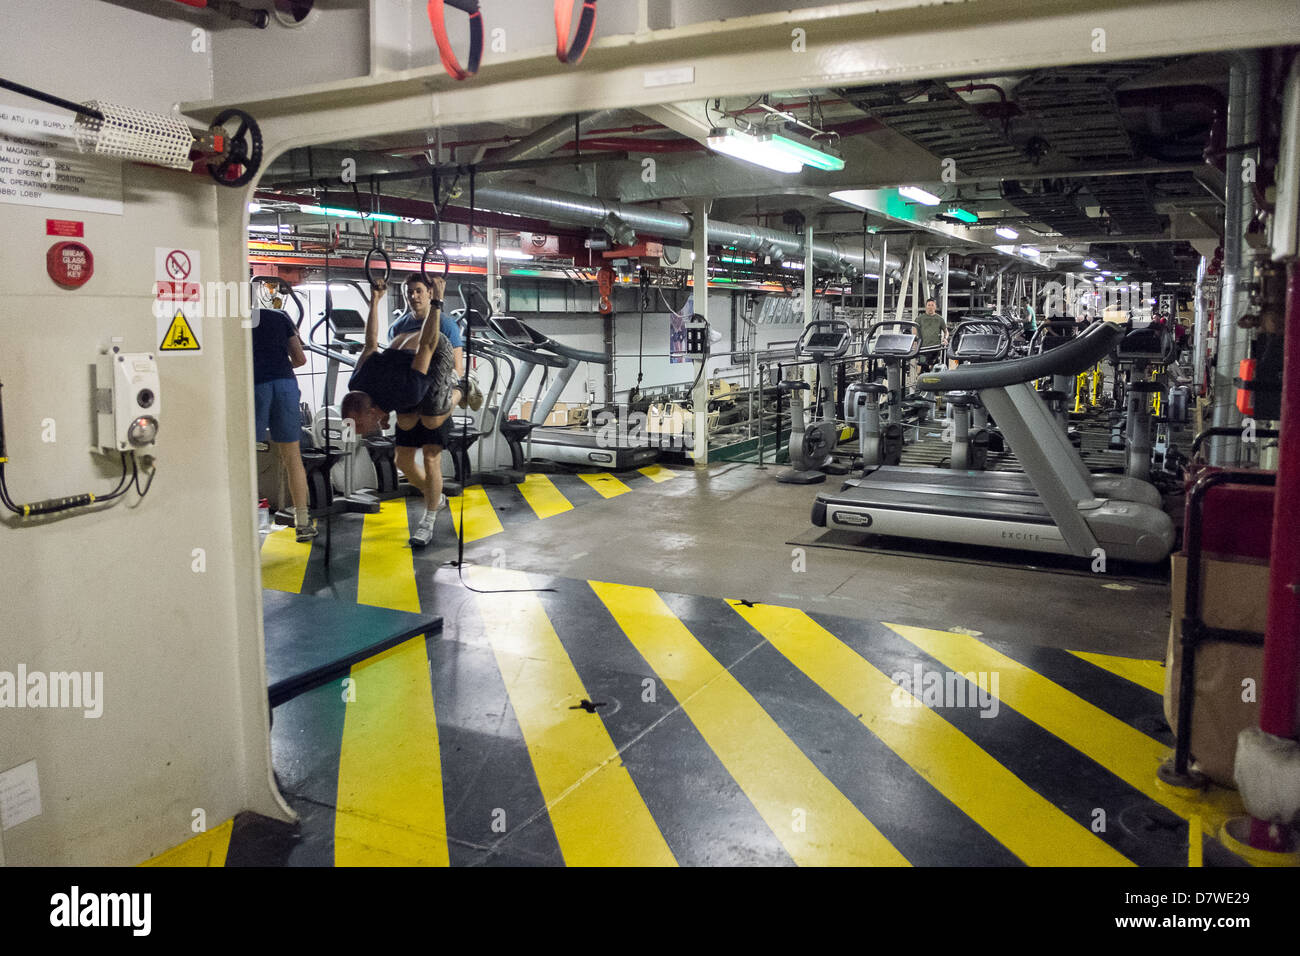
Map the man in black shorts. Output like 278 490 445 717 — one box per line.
340 275 462 547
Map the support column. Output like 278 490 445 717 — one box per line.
941 253 950 325
877 235 887 326
485 227 498 311
692 200 710 467
1212 51 1261 465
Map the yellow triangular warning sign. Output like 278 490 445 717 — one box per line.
160 310 200 351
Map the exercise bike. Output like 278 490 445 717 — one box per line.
844 319 920 468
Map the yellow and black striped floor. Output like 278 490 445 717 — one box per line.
146 469 1254 867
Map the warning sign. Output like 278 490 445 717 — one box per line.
160 310 201 352
155 247 203 355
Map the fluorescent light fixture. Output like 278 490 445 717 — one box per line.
297 203 404 223
766 131 845 171
706 127 803 173
720 255 753 264
945 207 979 224
1100 270 1113 276
1020 247 1040 258
898 185 941 206
452 245 533 261
782 260 805 270
993 244 1016 254
248 202 262 214
1083 259 1099 269
995 226 1019 240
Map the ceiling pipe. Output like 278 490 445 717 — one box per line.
464 182 975 281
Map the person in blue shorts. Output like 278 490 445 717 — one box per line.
340 273 464 548
251 300 316 542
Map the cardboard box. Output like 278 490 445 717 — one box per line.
519 401 574 426
1163 553 1293 787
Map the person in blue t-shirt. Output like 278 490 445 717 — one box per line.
341 273 465 547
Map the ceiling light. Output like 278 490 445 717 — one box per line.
945 207 979 224
248 202 262 214
1100 270 1113 276
995 226 1019 240
1083 259 1099 269
706 128 803 174
766 131 845 171
1021 247 1040 258
298 204 404 223
898 185 941 206
452 246 533 260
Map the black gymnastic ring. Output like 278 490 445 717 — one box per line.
364 247 392 287
421 244 450 284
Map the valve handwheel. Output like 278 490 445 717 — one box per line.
207 108 263 188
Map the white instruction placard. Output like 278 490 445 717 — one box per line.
0 105 124 215
0 760 42 831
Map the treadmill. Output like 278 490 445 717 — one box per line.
811 321 1174 563
489 315 659 470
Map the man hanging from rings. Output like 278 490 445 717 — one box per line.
340 273 463 548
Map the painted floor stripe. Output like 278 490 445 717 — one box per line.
470 567 675 866
636 464 678 483
577 472 632 499
887 624 1243 839
591 581 909 866
516 473 574 520
335 638 449 866
259 527 311 593
448 485 505 541
1069 650 1167 696
335 500 447 866
140 817 234 867
731 602 1131 867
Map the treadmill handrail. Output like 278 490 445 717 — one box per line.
916 321 1121 392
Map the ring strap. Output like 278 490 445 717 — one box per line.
554 0 597 64
427 0 483 81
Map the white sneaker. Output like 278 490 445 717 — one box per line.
409 513 437 548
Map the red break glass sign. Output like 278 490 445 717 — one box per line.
46 219 84 237
47 241 94 288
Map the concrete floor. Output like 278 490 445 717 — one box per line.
421 461 1173 660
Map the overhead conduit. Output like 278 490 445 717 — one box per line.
468 182 973 282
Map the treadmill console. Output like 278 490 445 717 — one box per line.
489 316 541 347
797 321 852 359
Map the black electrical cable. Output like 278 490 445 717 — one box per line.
449 167 553 595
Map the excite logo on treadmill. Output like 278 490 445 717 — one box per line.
1001 531 1042 541
833 512 873 528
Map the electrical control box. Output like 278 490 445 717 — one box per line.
95 348 161 453
685 318 709 356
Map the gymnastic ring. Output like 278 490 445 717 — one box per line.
364 247 392 287
421 244 450 284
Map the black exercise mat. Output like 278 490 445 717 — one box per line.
264 590 442 708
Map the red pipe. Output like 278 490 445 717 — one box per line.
1250 259 1300 852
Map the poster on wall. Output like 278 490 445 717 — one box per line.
0 105 124 215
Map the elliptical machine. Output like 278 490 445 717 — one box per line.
844 319 920 468
777 320 854 484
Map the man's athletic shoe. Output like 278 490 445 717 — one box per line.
409 514 437 548
295 522 318 543
466 379 484 411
